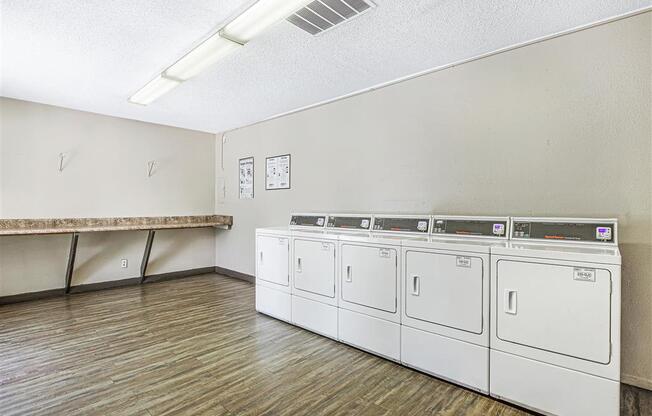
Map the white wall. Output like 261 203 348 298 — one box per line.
0 98 216 295
215 13 652 389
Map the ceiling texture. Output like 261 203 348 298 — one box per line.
1 0 650 133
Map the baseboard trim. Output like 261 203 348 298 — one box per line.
214 266 255 283
141 267 216 285
622 374 652 392
68 277 141 294
0 288 65 305
0 267 216 305
69 267 216 294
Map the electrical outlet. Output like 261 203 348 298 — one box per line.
121 259 128 268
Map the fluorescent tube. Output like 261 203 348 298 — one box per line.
221 0 312 43
128 75 180 105
165 33 241 81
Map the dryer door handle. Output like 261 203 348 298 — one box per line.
345 265 352 282
504 290 517 315
411 275 420 296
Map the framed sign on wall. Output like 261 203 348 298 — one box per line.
239 157 254 199
265 154 291 190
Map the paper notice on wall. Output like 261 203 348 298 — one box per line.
239 157 254 199
265 154 290 190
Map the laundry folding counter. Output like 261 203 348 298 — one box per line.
0 215 233 293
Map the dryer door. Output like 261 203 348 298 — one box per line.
496 259 612 364
341 244 397 313
256 235 289 286
404 250 483 334
293 239 335 298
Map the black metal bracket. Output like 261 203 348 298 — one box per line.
140 230 156 284
64 232 80 294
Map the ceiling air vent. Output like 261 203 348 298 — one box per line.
287 0 375 35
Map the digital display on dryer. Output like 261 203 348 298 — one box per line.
512 221 615 243
432 219 508 238
289 215 326 227
326 216 372 230
373 217 430 233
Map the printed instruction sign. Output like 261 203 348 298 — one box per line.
239 157 254 199
265 154 291 190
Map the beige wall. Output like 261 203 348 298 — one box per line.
215 13 652 389
0 98 216 295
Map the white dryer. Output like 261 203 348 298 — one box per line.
290 214 339 339
401 216 509 393
255 213 327 323
337 214 431 361
490 217 621 416
301 213 375 340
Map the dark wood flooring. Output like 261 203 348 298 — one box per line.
0 273 539 415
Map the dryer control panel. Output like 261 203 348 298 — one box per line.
431 217 509 238
290 214 326 228
326 215 372 230
372 216 430 233
511 218 617 244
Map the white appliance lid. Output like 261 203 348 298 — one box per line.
493 242 621 264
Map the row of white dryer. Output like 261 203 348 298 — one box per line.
254 214 621 416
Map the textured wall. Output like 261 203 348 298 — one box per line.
215 14 652 388
0 98 216 295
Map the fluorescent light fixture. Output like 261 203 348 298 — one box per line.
165 33 241 81
130 0 311 105
128 75 180 105
221 0 312 43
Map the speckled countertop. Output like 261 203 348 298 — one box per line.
0 215 233 236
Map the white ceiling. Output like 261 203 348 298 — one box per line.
1 0 650 133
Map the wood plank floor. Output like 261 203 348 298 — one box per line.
0 274 531 416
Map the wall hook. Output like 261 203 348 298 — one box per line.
147 160 156 177
58 153 66 173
